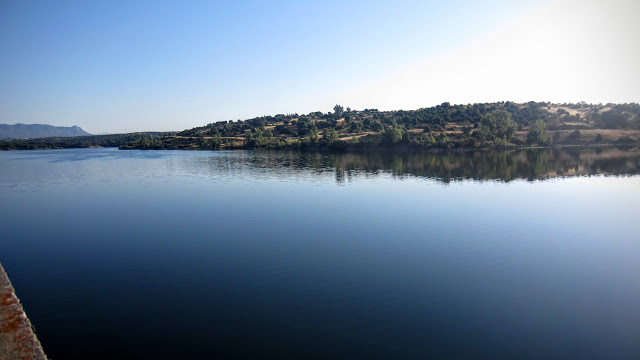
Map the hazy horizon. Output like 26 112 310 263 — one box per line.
1 0 638 134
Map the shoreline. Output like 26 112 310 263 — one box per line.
0 263 47 360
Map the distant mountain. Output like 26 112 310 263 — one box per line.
0 124 91 139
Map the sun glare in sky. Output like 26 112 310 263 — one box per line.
338 0 640 111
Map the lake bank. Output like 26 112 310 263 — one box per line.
0 263 47 360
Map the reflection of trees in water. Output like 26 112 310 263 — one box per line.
188 148 640 184
324 148 640 183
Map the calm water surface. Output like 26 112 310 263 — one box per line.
1 148 639 359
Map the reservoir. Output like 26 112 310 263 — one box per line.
1 148 639 359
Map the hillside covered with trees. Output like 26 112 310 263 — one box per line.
120 101 640 151
2 102 639 152
0 132 166 150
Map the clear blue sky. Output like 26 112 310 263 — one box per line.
1 0 638 133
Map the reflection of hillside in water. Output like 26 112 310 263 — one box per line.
189 148 640 184
326 148 640 183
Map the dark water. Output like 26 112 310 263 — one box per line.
1 148 639 359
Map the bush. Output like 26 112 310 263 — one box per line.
383 127 403 144
511 136 525 146
526 119 551 146
597 111 630 129
567 130 582 140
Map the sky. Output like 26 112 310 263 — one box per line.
1 0 638 134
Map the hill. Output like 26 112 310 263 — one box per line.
0 124 91 139
119 101 640 151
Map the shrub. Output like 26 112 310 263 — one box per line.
526 119 551 146
567 130 582 140
511 136 525 146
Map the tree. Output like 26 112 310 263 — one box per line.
333 104 344 117
462 121 471 135
526 119 552 146
211 134 222 149
322 128 329 143
329 129 339 144
309 127 318 144
383 126 403 144
472 125 492 141
245 130 255 147
594 133 604 142
425 133 436 145
437 132 451 148
481 110 517 141
297 117 311 134
567 129 581 140
344 114 352 124
597 110 629 129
